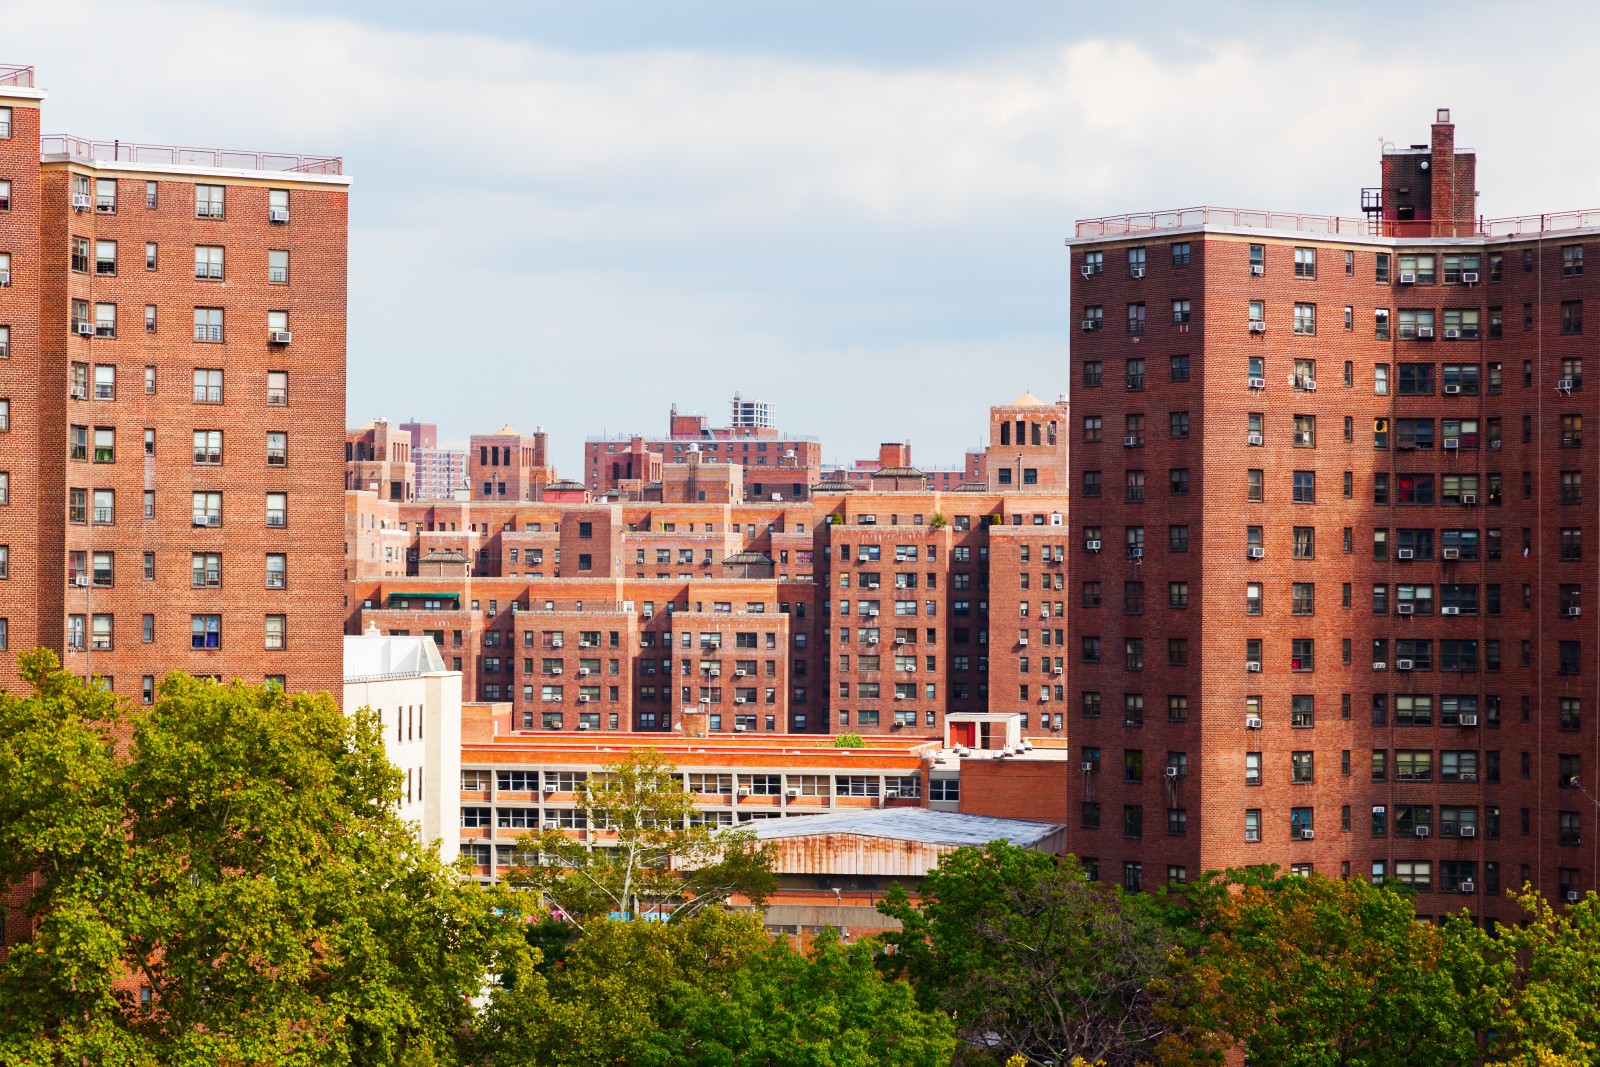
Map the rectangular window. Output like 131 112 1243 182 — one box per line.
268 249 289 284
193 307 223 343
191 614 221 649
195 184 225 219
194 245 224 280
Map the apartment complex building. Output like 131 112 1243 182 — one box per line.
1068 109 1598 918
399 420 467 500
0 64 349 697
585 398 825 500
346 417 413 501
346 452 1070 741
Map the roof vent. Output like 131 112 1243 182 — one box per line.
1436 108 1450 123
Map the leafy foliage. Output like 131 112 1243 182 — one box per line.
879 842 1176 1067
505 748 775 923
1155 869 1498 1067
833 733 867 748
1485 889 1600 1067
474 909 953 1067
0 652 538 1067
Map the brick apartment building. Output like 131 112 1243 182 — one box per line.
399 419 467 500
346 417 414 501
585 396 825 500
1068 108 1599 918
0 63 348 698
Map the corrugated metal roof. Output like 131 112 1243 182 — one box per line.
743 807 1063 848
873 466 926 478
723 551 774 565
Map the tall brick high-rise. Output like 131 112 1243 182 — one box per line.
0 64 348 698
1068 108 1599 917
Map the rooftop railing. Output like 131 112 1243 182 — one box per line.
1079 204 1600 242
0 64 34 88
41 134 342 175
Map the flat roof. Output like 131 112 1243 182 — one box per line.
744 807 1065 848
1071 204 1600 245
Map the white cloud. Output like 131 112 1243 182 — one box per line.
8 0 1600 471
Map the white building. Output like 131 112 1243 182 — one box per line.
344 626 462 862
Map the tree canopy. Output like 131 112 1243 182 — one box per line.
0 650 536 1067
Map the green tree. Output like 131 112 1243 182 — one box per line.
1485 888 1600 1067
474 909 952 1067
0 651 538 1067
506 748 775 923
1156 870 1500 1067
878 843 1176 1067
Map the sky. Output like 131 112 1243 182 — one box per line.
8 0 1600 475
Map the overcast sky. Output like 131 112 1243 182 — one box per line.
9 0 1600 474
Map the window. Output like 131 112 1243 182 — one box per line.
194 245 224 279
0 179 8 211
268 249 289 284
191 614 221 649
191 552 221 587
1562 300 1584 335
94 240 116 275
1127 247 1146 278
1170 411 1189 439
1250 244 1265 273
92 427 114 462
193 430 222 465
93 303 116 338
1082 416 1102 442
267 371 288 407
191 492 221 526
1375 308 1390 340
1171 242 1190 267
1293 303 1316 335
92 489 112 523
1171 354 1190 381
1563 244 1584 277
265 615 286 650
1126 303 1145 335
95 178 117 213
1292 471 1315 504
1082 360 1102 387
1294 414 1315 447
1292 583 1314 615
1247 469 1263 502
195 184 225 218
266 432 287 467
93 365 115 401
266 492 286 527
1294 247 1316 278
194 368 222 403
193 307 223 343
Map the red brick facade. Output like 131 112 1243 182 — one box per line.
0 68 348 698
1069 111 1600 916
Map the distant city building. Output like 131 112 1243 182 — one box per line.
585 396 823 501
347 418 415 501
399 420 468 500
344 626 462 862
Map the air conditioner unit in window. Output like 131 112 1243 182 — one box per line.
1039 691 1050 702
1416 326 1435 338
1086 540 1102 551
1461 493 1477 505
1462 272 1479 283
1441 548 1460 559
1441 606 1460 615
1129 547 1143 559
1397 548 1414 559
69 386 86 400
1302 379 1317 391
1459 713 1479 726
1460 826 1477 838
576 721 589 730
1301 828 1315 840
734 697 745 704
1443 439 1459 450
1397 659 1414 670
1247 432 1263 446
1415 825 1430 837
1248 321 1267 333
1246 661 1262 672
269 330 293 344
1444 329 1461 340
269 208 290 223
1559 377 1575 391
1017 636 1029 645
1079 265 1094 278
1123 435 1140 447
1397 603 1415 615
1129 266 1145 279
1444 382 1461 393
73 574 89 587
737 786 751 795
543 783 558 794
75 321 95 335
1490 439 1502 449
1570 605 1583 617
1458 878 1476 894
1246 546 1264 559
1373 661 1388 670
577 667 590 676
785 788 799 798
1567 890 1582 903
867 635 879 644
1080 320 1098 331
1250 264 1265 276
576 696 589 703
1248 376 1266 389
71 193 92 209
1081 761 1096 772
543 820 559 829
1245 828 1261 841
1164 766 1180 778
1399 272 1417 284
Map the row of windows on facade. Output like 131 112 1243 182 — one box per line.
1084 858 1587 902
62 488 289 527
66 426 289 466
1083 408 1583 450
1082 467 1586 508
1077 632 1575 674
63 550 287 589
65 364 289 405
1075 691 1569 729
462 768 955 800
1084 575 1583 620
1078 523 1586 562
0 668 286 713
1082 244 1583 284
65 175 293 220
1083 354 1581 394
1083 299 1587 337
67 238 293 283
1081 744 1571 792
64 301 293 341
61 612 288 652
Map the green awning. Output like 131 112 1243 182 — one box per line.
388 591 461 600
